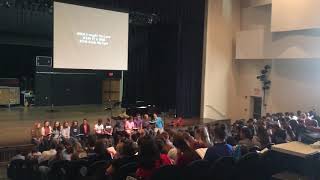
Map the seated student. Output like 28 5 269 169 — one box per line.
94 119 105 138
39 142 58 163
194 127 211 148
271 124 287 144
70 121 80 139
134 114 143 130
124 117 135 135
11 150 26 161
51 121 62 142
31 122 42 146
105 118 113 138
136 136 171 180
41 121 52 138
252 123 270 149
204 124 233 163
80 118 90 137
88 140 112 162
173 136 201 166
143 114 153 135
27 148 42 160
238 126 255 149
62 143 74 161
106 139 137 177
72 142 88 159
61 121 71 140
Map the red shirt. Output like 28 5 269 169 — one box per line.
136 154 171 180
84 124 88 134
44 127 50 136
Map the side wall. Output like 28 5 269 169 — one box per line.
201 0 240 122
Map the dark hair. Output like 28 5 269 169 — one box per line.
256 125 270 148
241 126 253 139
94 140 106 156
53 121 61 131
98 119 102 124
173 136 191 152
214 124 226 140
137 136 160 169
72 121 78 127
121 139 136 157
155 138 166 154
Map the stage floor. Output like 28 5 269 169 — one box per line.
0 105 123 146
0 105 201 146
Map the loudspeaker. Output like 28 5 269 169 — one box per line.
36 56 52 72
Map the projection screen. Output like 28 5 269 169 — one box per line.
54 2 128 70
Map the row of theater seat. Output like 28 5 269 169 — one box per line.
6 151 294 180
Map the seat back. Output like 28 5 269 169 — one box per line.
87 160 109 178
7 159 24 180
186 160 211 180
117 162 138 180
48 160 70 180
150 165 185 180
233 152 262 180
210 156 235 180
67 160 89 178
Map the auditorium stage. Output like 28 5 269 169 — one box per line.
0 105 201 146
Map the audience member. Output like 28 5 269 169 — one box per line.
204 124 233 163
173 136 200 166
136 136 171 180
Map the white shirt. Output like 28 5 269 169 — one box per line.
61 127 70 139
94 124 104 134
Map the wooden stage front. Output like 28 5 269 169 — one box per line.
0 105 202 146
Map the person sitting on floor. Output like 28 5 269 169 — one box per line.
70 120 80 139
31 122 42 146
204 124 233 163
80 118 90 137
61 121 71 140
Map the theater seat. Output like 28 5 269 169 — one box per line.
233 152 263 180
150 165 185 180
210 156 235 180
186 160 211 180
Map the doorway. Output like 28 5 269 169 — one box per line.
102 79 121 106
251 96 262 119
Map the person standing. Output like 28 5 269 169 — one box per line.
154 113 164 134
